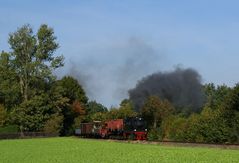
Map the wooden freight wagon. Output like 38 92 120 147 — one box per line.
76 121 102 137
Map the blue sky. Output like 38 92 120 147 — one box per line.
1 0 239 107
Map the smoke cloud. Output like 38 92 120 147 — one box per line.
129 68 205 112
67 37 163 107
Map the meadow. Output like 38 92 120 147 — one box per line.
0 137 239 163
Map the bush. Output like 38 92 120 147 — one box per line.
185 107 231 143
161 115 188 142
43 114 63 136
0 125 18 133
147 128 161 141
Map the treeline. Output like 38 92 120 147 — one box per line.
0 24 89 136
1 24 239 144
160 84 239 143
142 84 239 144
0 24 138 136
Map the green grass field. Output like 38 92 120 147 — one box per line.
0 137 238 163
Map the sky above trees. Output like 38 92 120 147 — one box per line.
1 0 239 107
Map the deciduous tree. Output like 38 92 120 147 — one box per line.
8 24 64 102
142 96 174 128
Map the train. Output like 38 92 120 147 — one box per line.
75 117 147 140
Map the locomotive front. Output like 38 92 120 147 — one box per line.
123 117 147 140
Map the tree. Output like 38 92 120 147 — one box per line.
57 76 88 104
87 101 107 115
54 76 88 135
89 112 108 121
141 96 174 128
0 51 21 109
221 84 239 142
11 94 51 132
117 99 137 119
224 84 239 112
8 24 64 102
85 100 107 121
203 83 231 109
103 100 137 121
0 104 7 126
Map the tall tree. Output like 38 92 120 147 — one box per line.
54 76 88 135
142 96 174 128
8 24 64 102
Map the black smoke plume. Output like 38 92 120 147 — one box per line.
129 68 205 112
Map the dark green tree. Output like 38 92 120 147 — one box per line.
54 76 88 135
0 51 21 109
222 84 239 142
57 76 88 104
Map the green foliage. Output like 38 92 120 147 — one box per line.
8 24 64 101
161 115 188 141
224 84 239 112
0 104 7 126
0 52 21 109
161 107 231 143
118 99 137 118
72 116 82 129
228 112 239 143
0 25 92 136
104 99 137 120
43 114 63 135
142 96 174 128
185 108 229 143
204 83 231 109
57 76 88 104
147 128 161 141
89 112 108 121
11 94 51 132
0 125 18 133
87 100 107 115
52 76 88 135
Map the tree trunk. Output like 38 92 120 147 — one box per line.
20 125 24 137
24 79 28 101
20 77 24 100
153 116 157 128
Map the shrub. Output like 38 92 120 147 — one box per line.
161 115 188 142
0 125 18 133
147 128 161 141
43 114 63 136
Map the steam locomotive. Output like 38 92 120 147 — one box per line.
75 117 147 140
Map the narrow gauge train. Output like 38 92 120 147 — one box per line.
75 117 147 140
